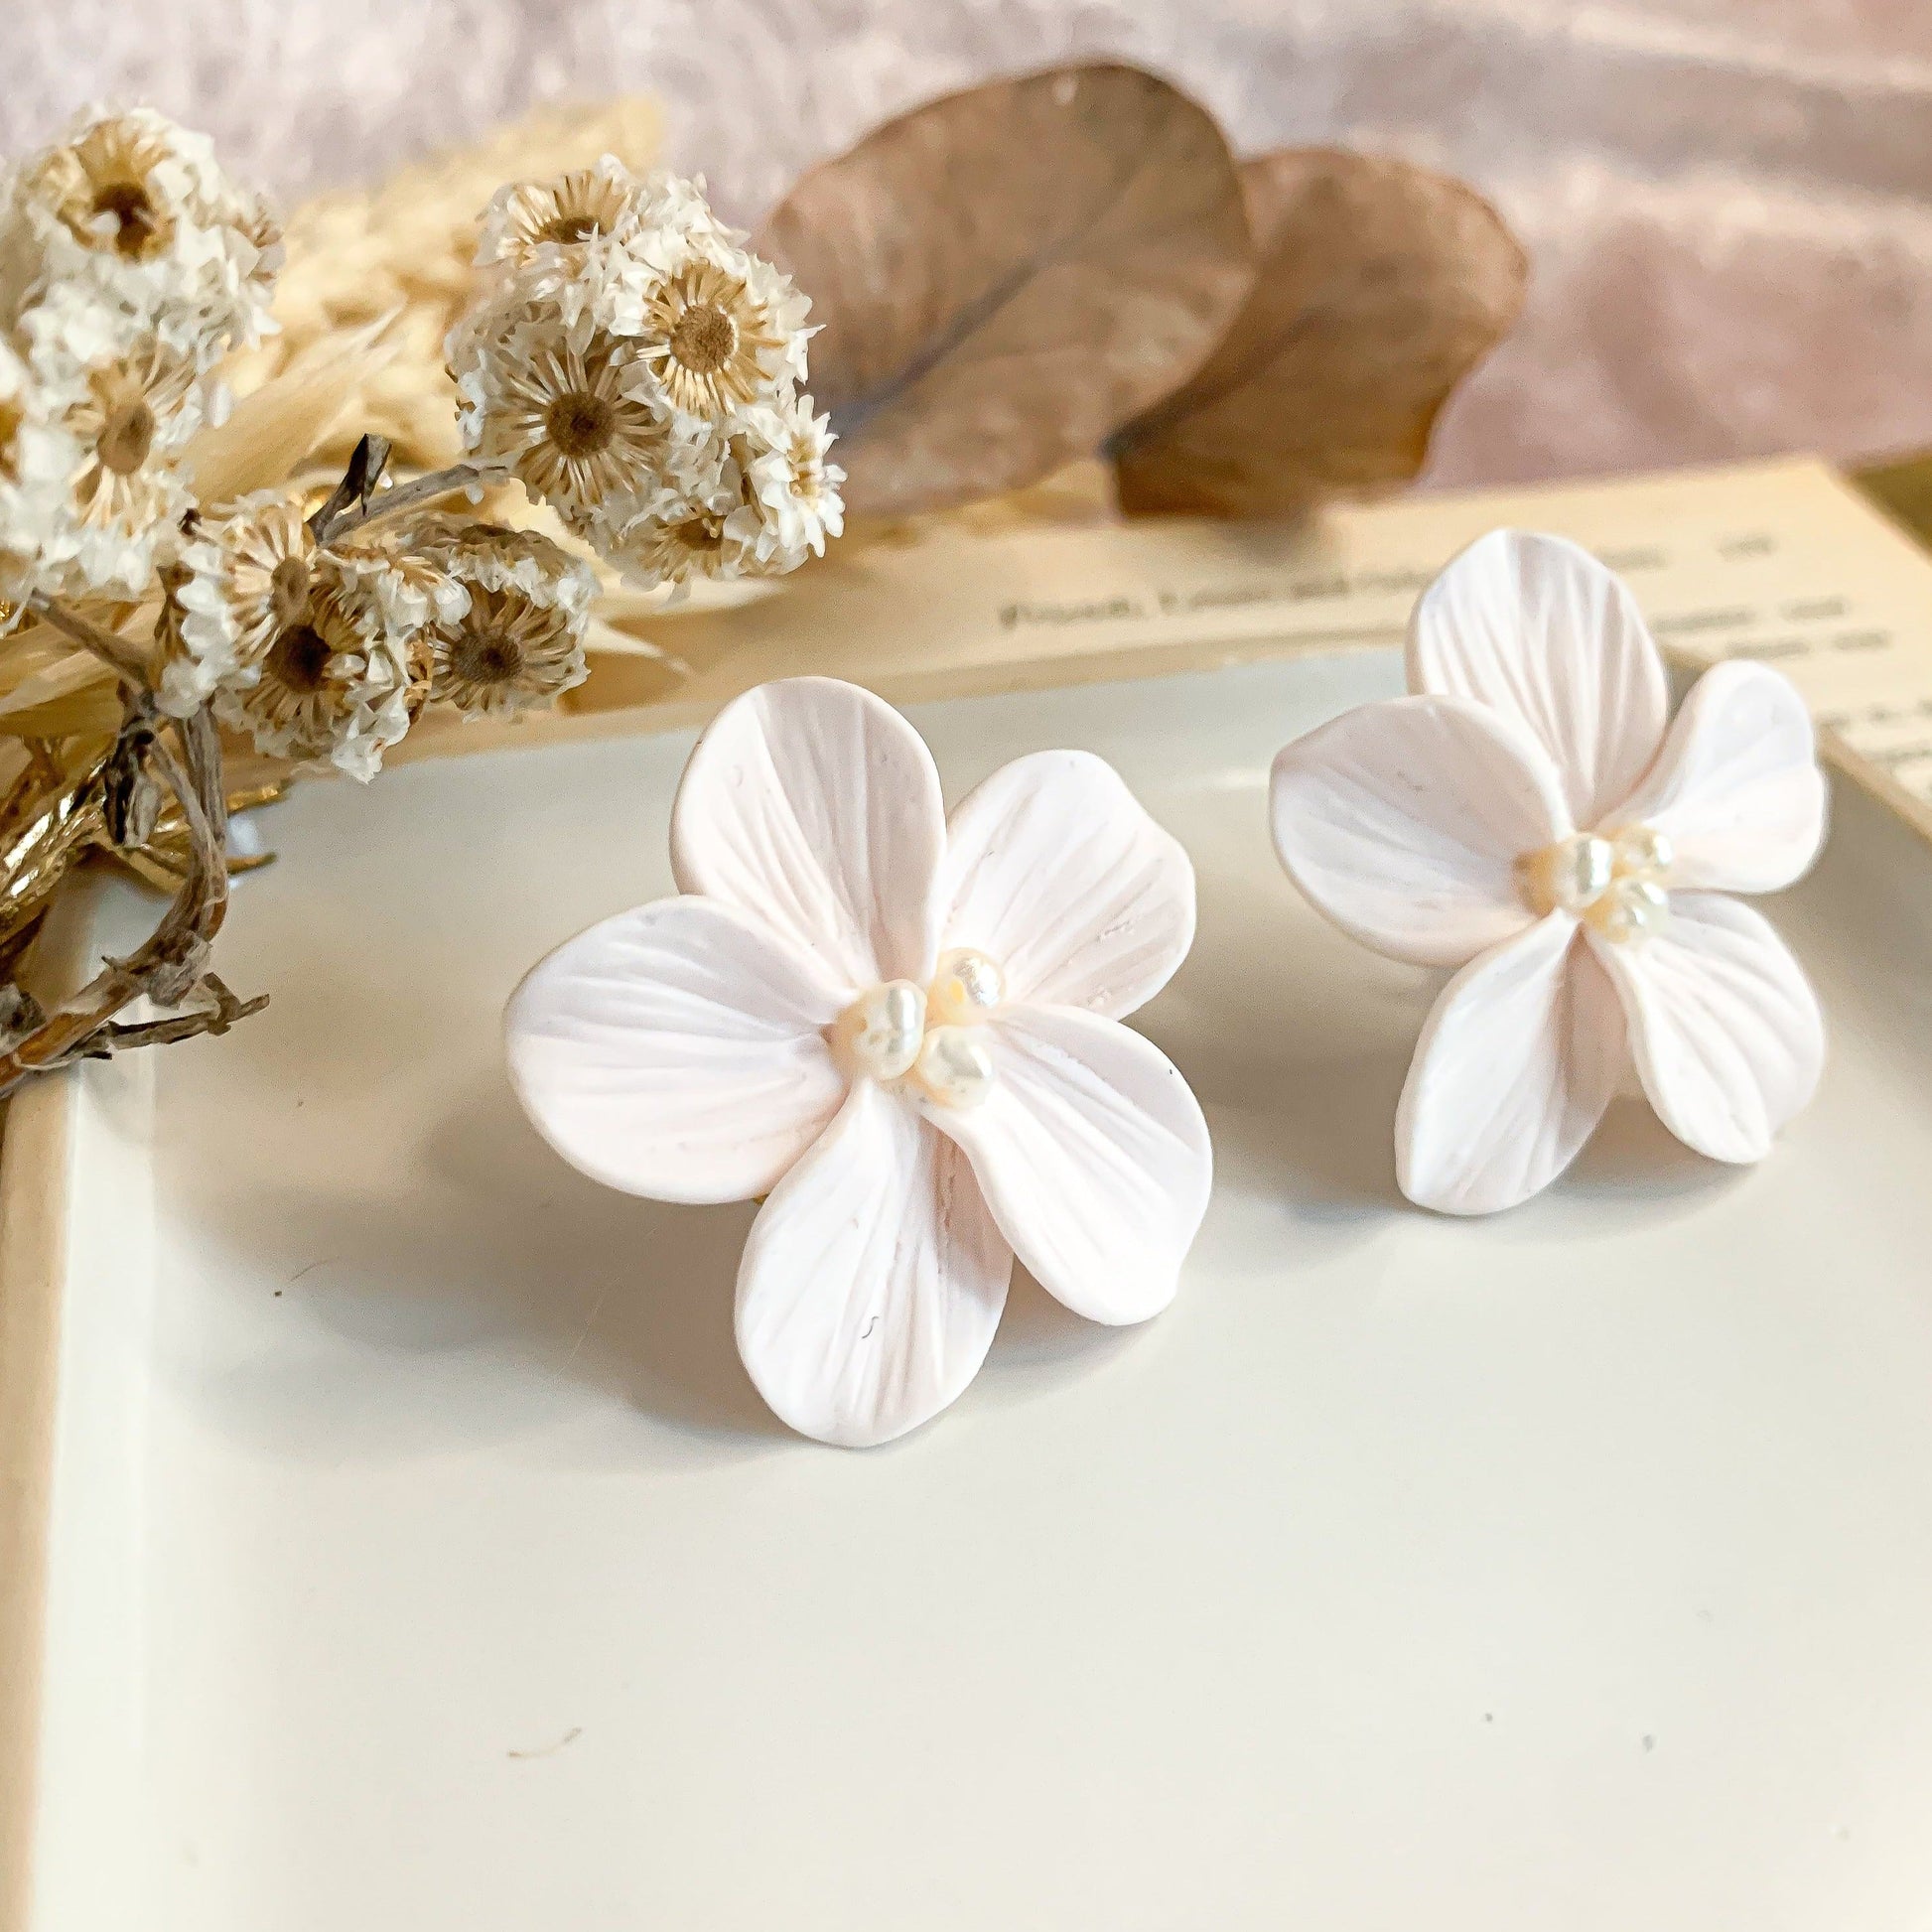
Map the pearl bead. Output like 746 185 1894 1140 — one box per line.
1611 824 1674 879
1587 876 1670 942
913 1025 995 1109
845 980 924 1081
928 947 1005 1027
1520 834 1614 916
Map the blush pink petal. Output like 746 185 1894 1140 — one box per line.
935 750 1195 1020
1608 660 1829 894
1588 893 1825 1165
931 1006 1212 1326
1397 911 1626 1215
504 896 849 1205
1407 528 1668 829
670 676 946 992
1270 693 1569 968
736 1080 1013 1449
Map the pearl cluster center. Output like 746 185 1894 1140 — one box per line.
1518 824 1673 942
835 948 1006 1107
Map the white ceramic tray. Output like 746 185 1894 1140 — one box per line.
14 648 1932 1931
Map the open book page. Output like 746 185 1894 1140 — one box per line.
430 457 1932 843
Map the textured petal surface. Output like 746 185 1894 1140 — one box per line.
1610 659 1828 893
1397 911 1625 1215
1270 692 1568 968
1407 528 1668 828
935 750 1195 1019
505 896 849 1205
933 1006 1212 1325
737 1081 1013 1449
671 676 945 991
1591 892 1825 1165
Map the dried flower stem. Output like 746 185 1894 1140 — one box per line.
27 594 150 692
309 437 487 545
0 604 266 1100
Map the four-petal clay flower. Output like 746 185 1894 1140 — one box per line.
1270 528 1828 1215
505 675 1211 1447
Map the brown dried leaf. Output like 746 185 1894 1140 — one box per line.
757 64 1254 517
1111 149 1528 517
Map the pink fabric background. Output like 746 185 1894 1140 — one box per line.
5 0 1929 490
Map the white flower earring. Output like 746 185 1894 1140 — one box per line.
1270 528 1829 1215
505 675 1212 1447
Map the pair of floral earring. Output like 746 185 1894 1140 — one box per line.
505 529 1829 1448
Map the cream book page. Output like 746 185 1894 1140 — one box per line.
436 456 1932 841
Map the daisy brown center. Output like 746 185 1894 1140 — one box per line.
537 212 598 245
670 512 726 555
668 302 737 375
268 622 335 696
544 390 617 459
452 627 523 687
96 396 156 476
93 178 164 258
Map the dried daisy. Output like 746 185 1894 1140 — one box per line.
633 241 808 421
407 516 593 716
157 492 313 714
605 500 751 588
333 526 470 637
450 307 674 521
32 317 201 600
5 107 280 368
735 393 844 565
604 402 842 589
211 559 414 782
477 157 643 272
35 114 182 264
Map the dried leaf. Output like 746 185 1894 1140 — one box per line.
0 644 117 723
1111 149 1527 516
0 677 125 740
757 64 1254 516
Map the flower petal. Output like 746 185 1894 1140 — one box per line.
935 750 1195 1020
670 676 945 990
931 1007 1211 1325
1589 892 1824 1164
737 1081 1013 1448
1397 911 1625 1214
1608 659 1828 893
505 895 848 1205
1270 693 1568 968
1408 528 1668 828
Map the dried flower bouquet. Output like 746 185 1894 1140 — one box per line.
0 107 840 1097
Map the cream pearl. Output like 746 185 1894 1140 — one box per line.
1610 823 1674 879
1519 833 1615 917
913 1025 995 1109
1520 823 1673 942
928 947 1005 1027
1587 876 1670 942
843 979 925 1081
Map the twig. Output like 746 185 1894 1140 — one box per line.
311 438 487 545
306 432 391 541
25 595 150 692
